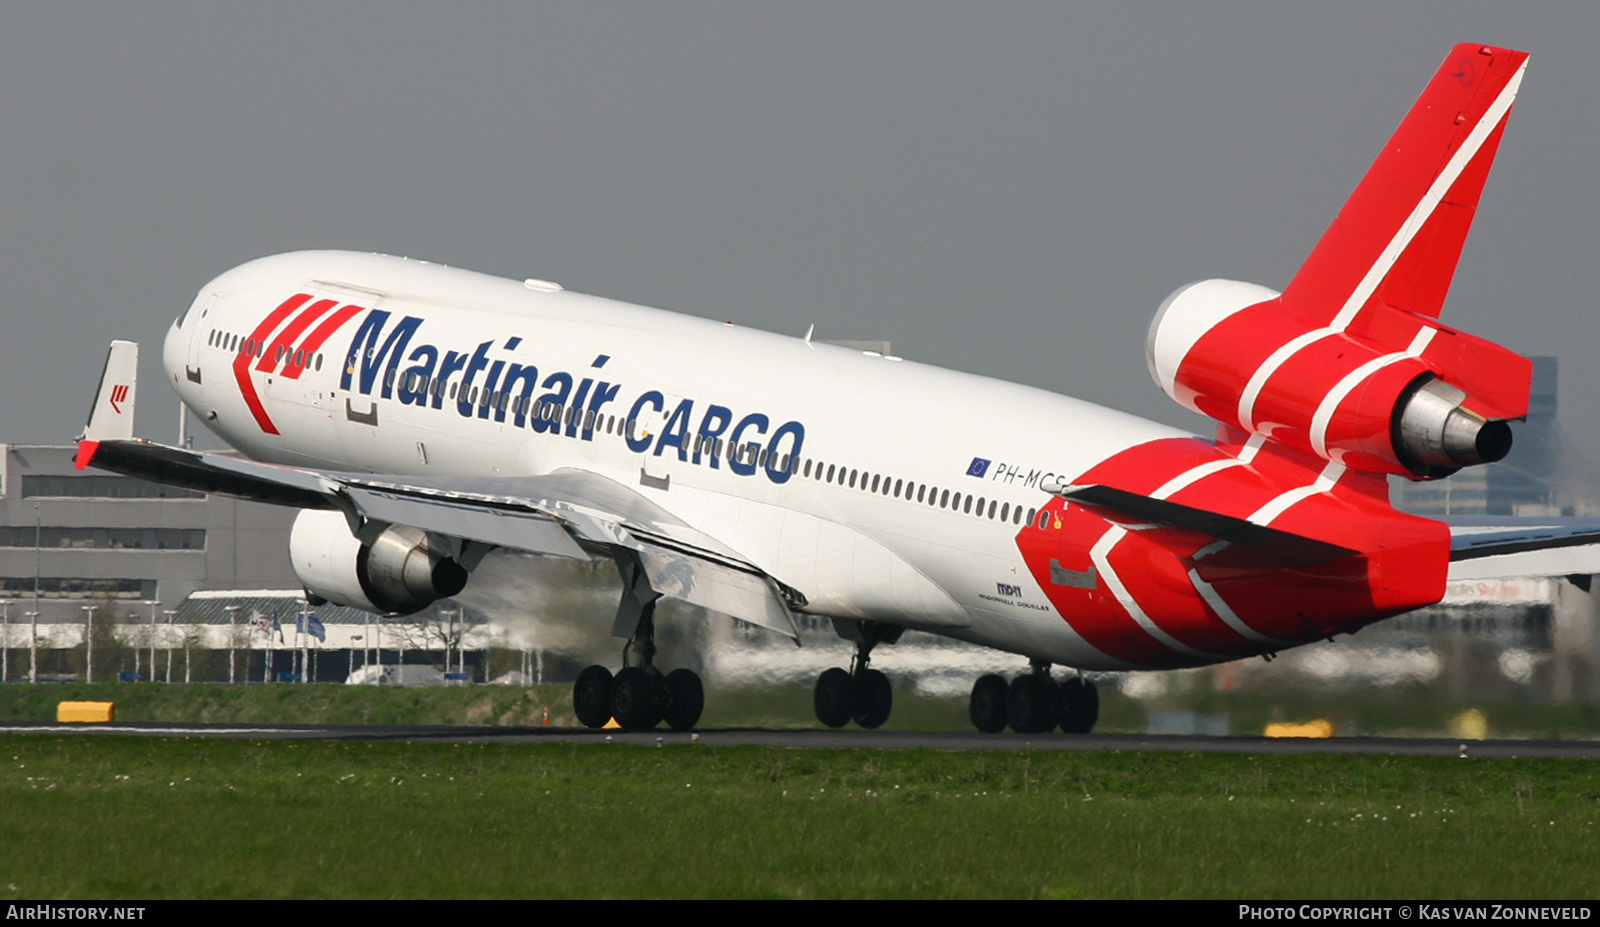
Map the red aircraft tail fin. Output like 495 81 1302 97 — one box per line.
1280 44 1529 328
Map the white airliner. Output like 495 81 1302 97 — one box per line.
75 44 1599 733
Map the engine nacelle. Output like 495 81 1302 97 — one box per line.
288 509 469 615
1147 279 1525 478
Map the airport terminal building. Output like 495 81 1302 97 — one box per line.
0 443 300 623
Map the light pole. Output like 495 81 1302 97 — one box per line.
26 611 38 684
1 599 12 684
147 601 159 684
163 609 178 684
80 605 96 684
31 502 41 684
444 608 458 680
223 605 240 684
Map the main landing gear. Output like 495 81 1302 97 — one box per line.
573 599 706 732
814 620 902 729
969 662 1099 734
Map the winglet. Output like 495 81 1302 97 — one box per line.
76 340 139 469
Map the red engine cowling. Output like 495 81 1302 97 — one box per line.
1147 278 1527 478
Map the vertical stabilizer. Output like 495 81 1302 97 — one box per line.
1281 44 1529 328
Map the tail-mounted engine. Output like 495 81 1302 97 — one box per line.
289 509 469 615
1147 279 1527 478
1144 46 1533 479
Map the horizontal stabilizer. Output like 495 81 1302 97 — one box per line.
1058 483 1359 568
1448 518 1600 580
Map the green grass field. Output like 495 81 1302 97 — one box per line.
5 678 1600 740
0 733 1596 899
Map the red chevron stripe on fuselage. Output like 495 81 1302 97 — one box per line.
1015 434 1448 669
231 294 370 432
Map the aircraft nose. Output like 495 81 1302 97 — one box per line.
163 301 195 387
163 316 181 376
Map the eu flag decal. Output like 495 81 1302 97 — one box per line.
967 457 991 478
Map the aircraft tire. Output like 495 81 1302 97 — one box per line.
814 667 854 728
969 673 1009 733
1059 678 1099 734
611 666 665 729
1007 674 1058 734
573 665 613 729
851 669 892 729
663 668 705 731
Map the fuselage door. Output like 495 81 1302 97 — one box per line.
183 292 217 387
259 283 385 463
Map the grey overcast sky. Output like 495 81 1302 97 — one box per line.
3 3 1597 456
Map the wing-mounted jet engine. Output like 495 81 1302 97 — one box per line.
288 509 473 615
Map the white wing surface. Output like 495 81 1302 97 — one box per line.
86 438 801 639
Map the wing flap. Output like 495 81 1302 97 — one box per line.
342 486 587 560
634 543 798 639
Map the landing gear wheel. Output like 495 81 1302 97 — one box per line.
969 674 1009 733
663 668 705 731
814 667 854 728
1007 674 1059 734
573 665 613 729
1058 677 1099 734
611 666 664 729
850 669 892 730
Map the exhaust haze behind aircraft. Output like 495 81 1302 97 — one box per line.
76 43 1600 734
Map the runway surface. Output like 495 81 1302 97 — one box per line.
1 721 1598 759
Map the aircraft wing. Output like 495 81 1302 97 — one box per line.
1447 517 1600 581
81 438 801 639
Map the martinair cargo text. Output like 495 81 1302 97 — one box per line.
75 45 1600 733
